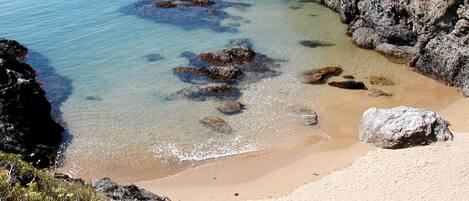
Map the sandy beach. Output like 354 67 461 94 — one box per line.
136 94 469 201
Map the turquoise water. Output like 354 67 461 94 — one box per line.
1 0 396 179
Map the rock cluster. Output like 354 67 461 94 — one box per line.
154 0 215 8
298 66 342 84
0 39 63 168
92 178 170 201
359 106 453 149
323 0 468 94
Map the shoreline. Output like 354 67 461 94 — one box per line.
135 97 469 201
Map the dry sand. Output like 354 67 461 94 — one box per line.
255 132 469 201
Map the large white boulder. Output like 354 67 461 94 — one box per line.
359 106 453 149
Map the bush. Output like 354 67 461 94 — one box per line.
0 152 106 201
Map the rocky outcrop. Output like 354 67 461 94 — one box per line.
359 106 453 149
199 45 256 66
0 39 63 168
323 0 469 94
92 178 170 201
167 84 241 101
174 65 242 82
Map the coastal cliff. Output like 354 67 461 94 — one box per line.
0 39 64 168
322 0 469 96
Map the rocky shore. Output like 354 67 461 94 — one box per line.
0 39 64 168
322 0 468 96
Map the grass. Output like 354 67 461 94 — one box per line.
0 152 106 201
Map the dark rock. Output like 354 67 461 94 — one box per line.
323 0 469 94
217 101 245 114
200 116 232 134
53 173 85 184
359 106 453 149
342 75 355 79
0 39 63 168
366 75 395 86
167 84 241 101
92 177 170 201
328 81 367 90
298 67 343 84
174 66 242 82
299 40 335 48
145 53 164 62
368 88 392 97
199 45 256 66
154 0 215 8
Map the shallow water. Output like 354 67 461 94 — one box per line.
0 0 460 181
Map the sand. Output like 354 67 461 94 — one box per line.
255 132 469 201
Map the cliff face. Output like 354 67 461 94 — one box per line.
0 39 63 168
323 0 469 96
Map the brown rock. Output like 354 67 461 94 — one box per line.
298 66 342 84
368 88 392 97
367 75 395 86
342 75 355 79
200 116 232 134
217 101 245 114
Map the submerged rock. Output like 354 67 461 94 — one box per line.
199 45 256 66
368 88 392 97
328 81 367 90
174 65 242 82
154 0 215 8
342 75 355 79
359 106 453 149
0 39 63 168
291 107 318 126
298 66 342 84
92 177 170 201
217 101 245 114
299 40 335 48
366 75 395 86
167 84 241 101
200 116 232 134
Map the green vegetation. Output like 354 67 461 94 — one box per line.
0 152 105 201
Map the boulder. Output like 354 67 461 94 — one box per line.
328 81 367 89
217 101 245 114
154 0 214 8
92 178 170 201
359 106 453 149
0 39 63 168
298 66 342 84
200 116 232 134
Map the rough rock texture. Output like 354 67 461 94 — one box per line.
0 39 63 168
200 116 232 134
167 84 241 101
154 0 214 8
174 65 242 82
92 178 170 201
359 106 453 149
323 0 469 93
199 45 256 66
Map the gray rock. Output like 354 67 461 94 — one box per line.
92 178 170 201
359 106 453 149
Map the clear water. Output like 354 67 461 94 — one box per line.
0 0 457 181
